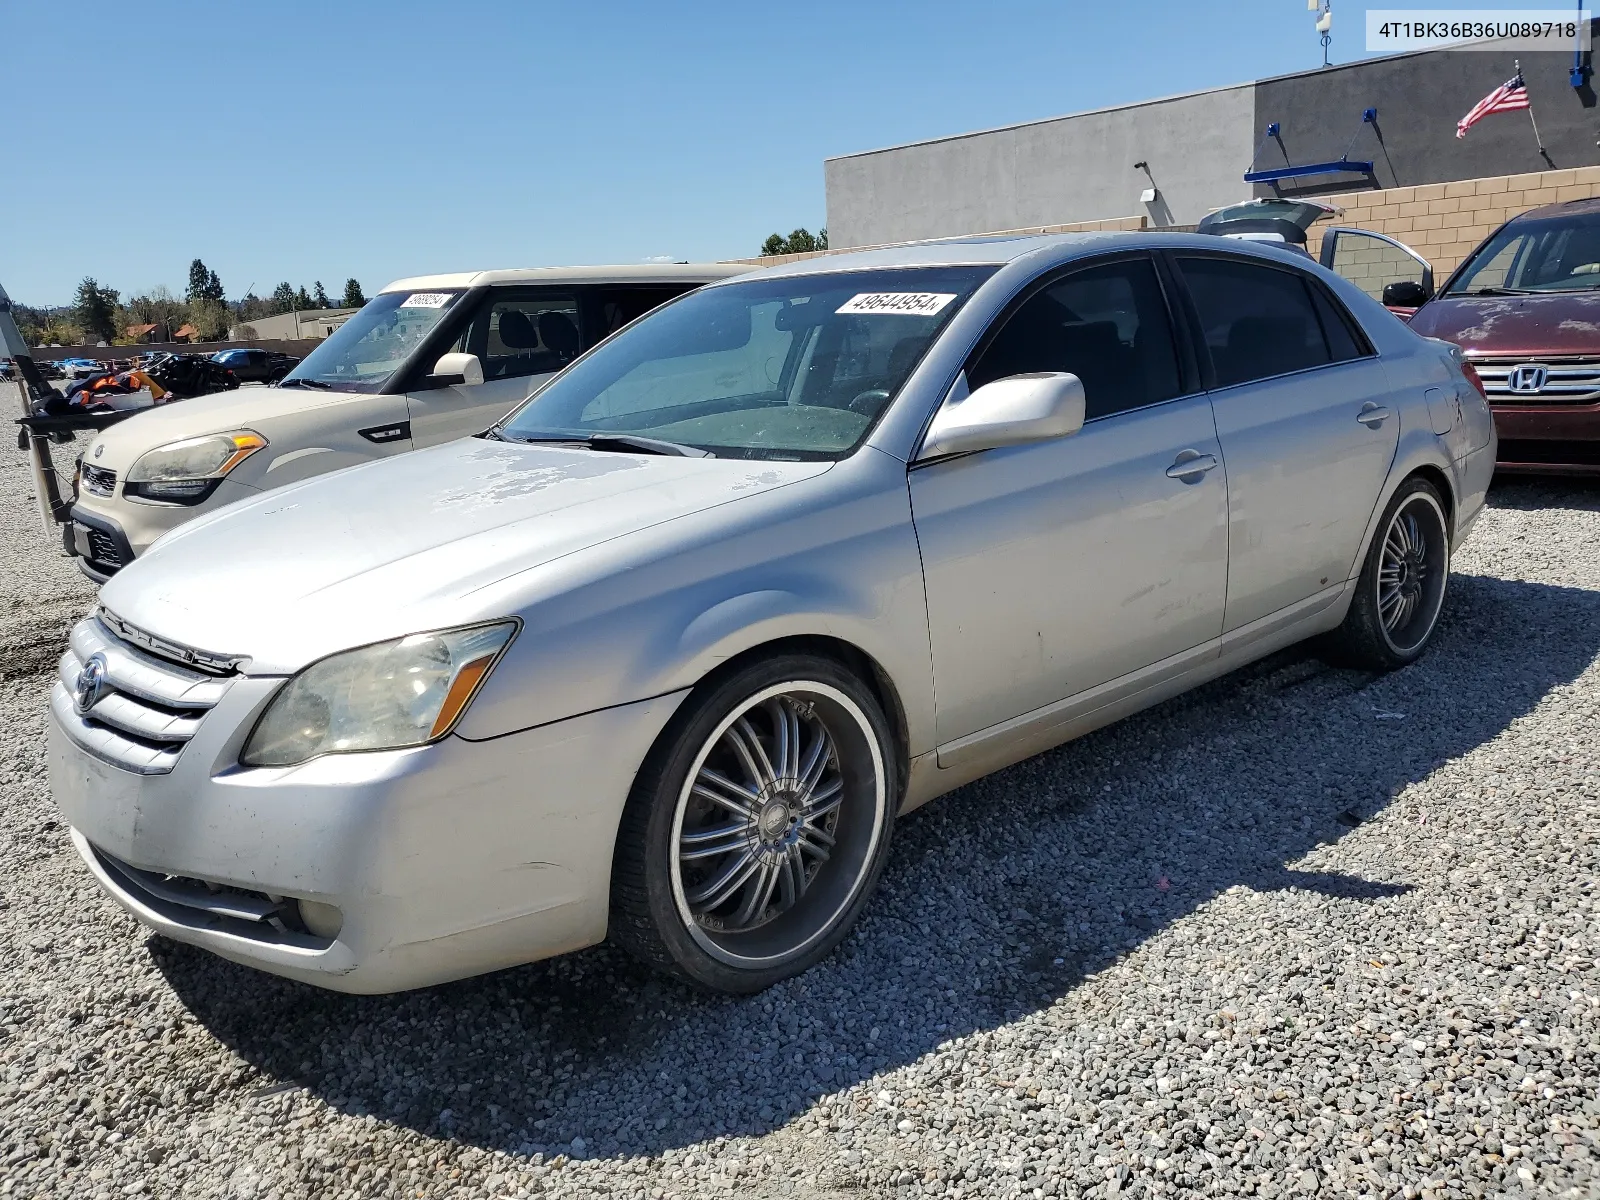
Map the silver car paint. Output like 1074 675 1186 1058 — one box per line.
52 232 1496 992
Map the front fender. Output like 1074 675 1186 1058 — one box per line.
453 452 938 757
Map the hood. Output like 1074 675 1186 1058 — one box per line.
83 386 367 470
100 438 830 673
1408 291 1600 356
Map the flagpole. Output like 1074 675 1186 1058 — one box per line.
1517 59 1546 150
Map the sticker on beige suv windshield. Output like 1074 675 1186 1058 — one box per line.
398 292 453 309
836 292 956 316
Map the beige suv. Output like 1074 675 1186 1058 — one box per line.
66 263 749 580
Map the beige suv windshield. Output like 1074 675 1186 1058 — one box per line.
280 289 466 392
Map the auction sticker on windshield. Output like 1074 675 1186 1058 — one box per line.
398 292 454 309
836 292 957 316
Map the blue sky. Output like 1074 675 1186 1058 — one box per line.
0 0 1481 304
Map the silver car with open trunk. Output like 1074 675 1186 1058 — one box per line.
51 232 1495 994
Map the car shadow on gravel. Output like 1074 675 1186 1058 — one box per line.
154 568 1600 1162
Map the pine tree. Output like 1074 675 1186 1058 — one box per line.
73 277 120 343
341 278 367 308
312 281 330 308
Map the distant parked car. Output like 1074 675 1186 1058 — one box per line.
57 357 101 379
1404 198 1600 475
63 263 749 579
209 348 301 384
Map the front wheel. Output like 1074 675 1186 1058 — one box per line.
1327 477 1451 671
609 654 896 993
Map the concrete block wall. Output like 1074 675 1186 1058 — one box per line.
1308 165 1600 282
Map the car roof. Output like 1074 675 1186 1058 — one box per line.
379 263 753 293
738 230 1325 279
1513 196 1600 223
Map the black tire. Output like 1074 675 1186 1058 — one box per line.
1326 476 1451 671
609 653 897 993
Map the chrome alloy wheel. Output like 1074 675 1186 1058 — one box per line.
668 681 886 969
1376 490 1448 654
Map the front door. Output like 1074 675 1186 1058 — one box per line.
1173 254 1400 632
909 255 1229 746
405 289 581 446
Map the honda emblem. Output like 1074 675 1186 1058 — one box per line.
1507 364 1549 394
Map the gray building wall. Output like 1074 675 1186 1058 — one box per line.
825 84 1256 249
1253 37 1600 198
826 37 1600 249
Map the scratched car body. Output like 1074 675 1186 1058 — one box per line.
51 233 1495 995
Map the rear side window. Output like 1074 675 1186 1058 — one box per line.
969 256 1182 421
1307 282 1369 363
1177 257 1331 388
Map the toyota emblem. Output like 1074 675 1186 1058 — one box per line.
73 652 108 714
1507 364 1549 394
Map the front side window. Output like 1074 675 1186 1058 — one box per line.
280 289 466 393
497 266 996 459
451 293 581 382
1177 257 1331 388
968 256 1182 420
1445 215 1600 295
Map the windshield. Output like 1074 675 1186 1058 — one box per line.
497 266 995 460
1447 214 1600 295
280 289 465 392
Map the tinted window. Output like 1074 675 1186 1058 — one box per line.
1308 283 1367 363
1178 257 1330 388
584 285 695 346
969 257 1181 420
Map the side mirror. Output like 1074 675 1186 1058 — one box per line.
918 371 1086 460
1382 279 1432 308
426 351 484 388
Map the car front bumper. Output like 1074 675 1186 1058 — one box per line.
66 479 263 579
1491 403 1600 474
51 677 687 993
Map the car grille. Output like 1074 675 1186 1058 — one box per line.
1468 356 1600 404
86 842 329 948
53 610 238 775
82 526 125 572
79 464 116 497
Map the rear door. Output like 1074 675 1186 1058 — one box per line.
404 288 581 446
1172 253 1399 632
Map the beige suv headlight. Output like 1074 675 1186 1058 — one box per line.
124 430 267 504
241 622 519 768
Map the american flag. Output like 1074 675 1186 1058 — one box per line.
1457 73 1530 139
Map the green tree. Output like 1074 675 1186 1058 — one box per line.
186 258 225 304
293 285 313 311
187 298 232 342
269 282 296 315
126 286 187 340
759 227 829 256
312 281 331 308
341 278 367 308
73 277 120 343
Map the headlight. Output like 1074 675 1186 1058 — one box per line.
125 430 266 503
241 622 518 767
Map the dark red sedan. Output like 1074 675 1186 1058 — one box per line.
1407 198 1600 475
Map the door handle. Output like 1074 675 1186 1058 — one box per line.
1165 451 1219 482
1357 402 1391 428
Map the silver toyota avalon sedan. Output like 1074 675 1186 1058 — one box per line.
51 233 1496 995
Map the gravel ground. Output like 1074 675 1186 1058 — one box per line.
2 383 1597 1199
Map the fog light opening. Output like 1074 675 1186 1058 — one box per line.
296 899 344 939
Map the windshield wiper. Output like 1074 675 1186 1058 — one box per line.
497 431 712 457
587 434 711 458
1460 286 1537 296
276 377 334 389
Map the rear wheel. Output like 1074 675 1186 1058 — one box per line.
1327 477 1450 671
610 654 895 992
